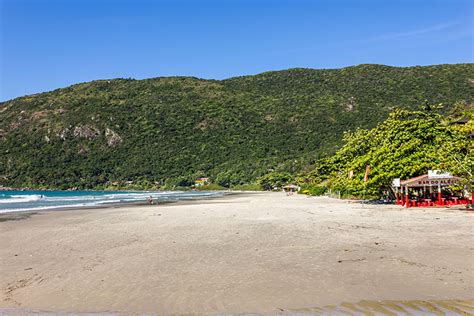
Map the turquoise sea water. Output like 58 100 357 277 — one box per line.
0 190 224 214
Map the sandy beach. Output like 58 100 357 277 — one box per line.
0 192 473 314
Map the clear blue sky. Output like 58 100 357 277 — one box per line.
1 0 472 101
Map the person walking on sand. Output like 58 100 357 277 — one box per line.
147 196 154 205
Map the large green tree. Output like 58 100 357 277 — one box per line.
302 105 473 197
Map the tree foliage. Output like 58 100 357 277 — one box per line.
301 105 473 197
257 172 294 190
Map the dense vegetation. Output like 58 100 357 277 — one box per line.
0 64 473 189
296 103 473 198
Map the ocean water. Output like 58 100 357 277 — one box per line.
0 190 224 214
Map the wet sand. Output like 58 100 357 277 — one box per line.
0 192 473 314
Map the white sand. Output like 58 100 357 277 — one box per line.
0 192 473 314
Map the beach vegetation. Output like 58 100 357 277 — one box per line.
230 183 262 191
257 172 294 191
299 104 473 198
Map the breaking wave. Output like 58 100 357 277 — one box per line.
0 190 223 214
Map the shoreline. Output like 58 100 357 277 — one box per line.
1 190 470 222
0 190 251 222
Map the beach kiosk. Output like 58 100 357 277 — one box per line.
283 184 300 193
394 171 468 208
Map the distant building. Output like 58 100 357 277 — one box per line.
195 177 210 187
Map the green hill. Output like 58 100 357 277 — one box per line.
0 64 473 189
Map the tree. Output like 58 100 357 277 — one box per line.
257 172 293 190
302 104 473 198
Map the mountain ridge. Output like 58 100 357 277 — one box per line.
2 63 472 103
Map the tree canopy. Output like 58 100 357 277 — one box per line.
299 105 473 198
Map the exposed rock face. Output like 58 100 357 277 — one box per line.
195 118 216 131
9 122 21 130
73 125 101 140
56 125 121 146
264 114 275 122
346 96 356 112
105 128 123 147
58 128 70 140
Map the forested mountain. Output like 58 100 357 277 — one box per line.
0 64 473 189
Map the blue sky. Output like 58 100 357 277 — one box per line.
1 0 472 101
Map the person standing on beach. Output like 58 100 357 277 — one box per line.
147 196 154 205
